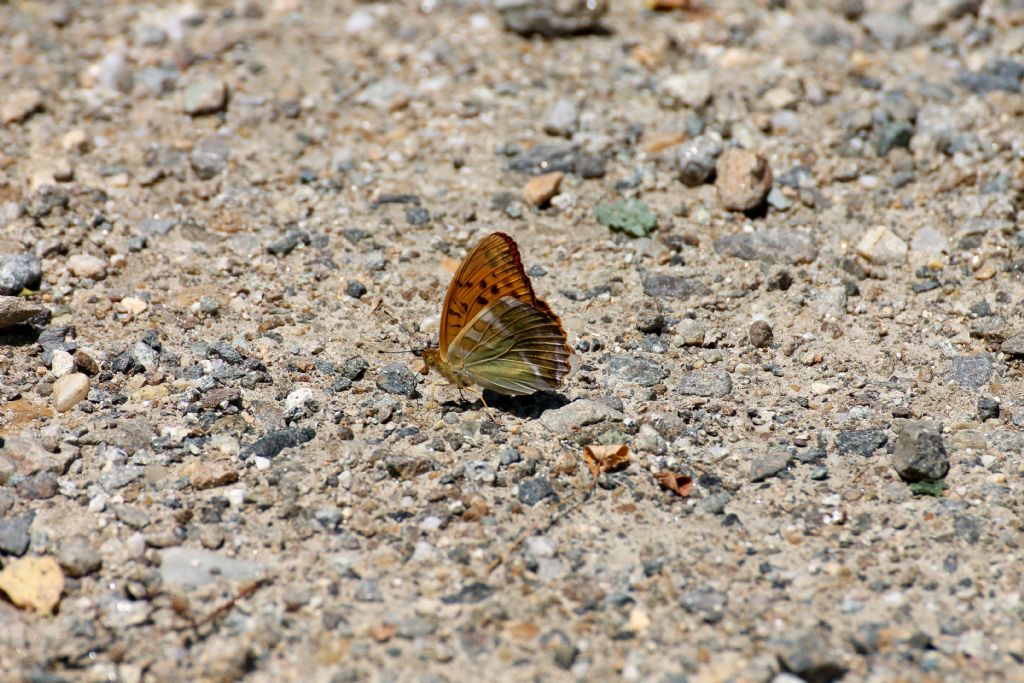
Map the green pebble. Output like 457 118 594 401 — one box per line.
595 199 657 238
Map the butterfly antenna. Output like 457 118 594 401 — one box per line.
375 303 429 351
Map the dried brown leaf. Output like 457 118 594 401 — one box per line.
582 444 632 477
654 472 693 497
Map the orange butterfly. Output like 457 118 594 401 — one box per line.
421 232 574 399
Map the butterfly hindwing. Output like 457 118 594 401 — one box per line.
447 296 572 396
439 233 538 354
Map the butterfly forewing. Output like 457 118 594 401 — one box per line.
439 233 539 354
448 296 572 396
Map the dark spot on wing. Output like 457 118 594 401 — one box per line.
476 295 488 305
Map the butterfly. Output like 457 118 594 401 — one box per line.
420 232 574 399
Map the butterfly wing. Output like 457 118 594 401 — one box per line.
447 295 573 396
439 233 539 354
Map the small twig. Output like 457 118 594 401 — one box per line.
486 476 599 575
195 578 272 629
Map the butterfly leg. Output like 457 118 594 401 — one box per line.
464 387 497 425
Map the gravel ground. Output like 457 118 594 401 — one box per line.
2 1 1024 681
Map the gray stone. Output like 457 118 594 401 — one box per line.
676 134 723 187
604 355 668 387
660 71 712 109
0 512 34 556
58 535 102 577
776 627 848 683
677 369 732 397
714 231 818 265
497 0 608 38
835 429 887 456
1000 335 1024 358
0 296 46 329
0 253 43 295
397 616 437 639
463 460 496 486
190 136 230 180
750 451 793 482
861 13 922 50
950 353 993 389
97 52 134 94
0 435 76 481
183 78 228 116
877 121 914 157
113 505 151 530
676 319 706 346
911 0 981 29
99 465 144 492
539 399 624 434
376 362 418 397
354 78 416 111
749 320 773 348
641 272 710 299
241 427 316 459
159 547 266 588
891 420 949 481
139 217 176 236
518 477 555 506
355 579 383 602
543 98 579 137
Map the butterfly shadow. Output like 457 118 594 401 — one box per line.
481 390 571 421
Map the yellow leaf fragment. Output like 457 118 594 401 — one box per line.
0 555 64 615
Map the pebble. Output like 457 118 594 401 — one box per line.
909 226 949 256
675 319 705 347
159 547 265 588
241 427 316 459
52 373 89 412
190 136 230 180
518 477 556 506
120 297 148 316
543 99 578 137
834 429 887 456
57 535 102 577
777 628 847 682
877 121 914 157
855 225 907 265
1001 335 1024 357
187 461 239 490
911 0 981 29
749 451 793 482
539 399 624 434
714 231 818 265
183 78 228 116
0 296 46 329
522 171 564 207
1 88 44 124
955 59 1024 95
890 420 949 481
660 71 712 109
497 0 608 37
355 77 417 111
676 134 722 187
97 52 134 94
715 149 773 211
17 472 58 500
355 579 383 602
594 199 657 238
0 253 43 294
749 321 773 348
676 369 732 397
641 272 710 299
977 397 1000 421
604 355 668 387
341 279 367 300
67 254 108 280
0 513 34 556
376 363 418 397
950 353 992 389
463 461 496 486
